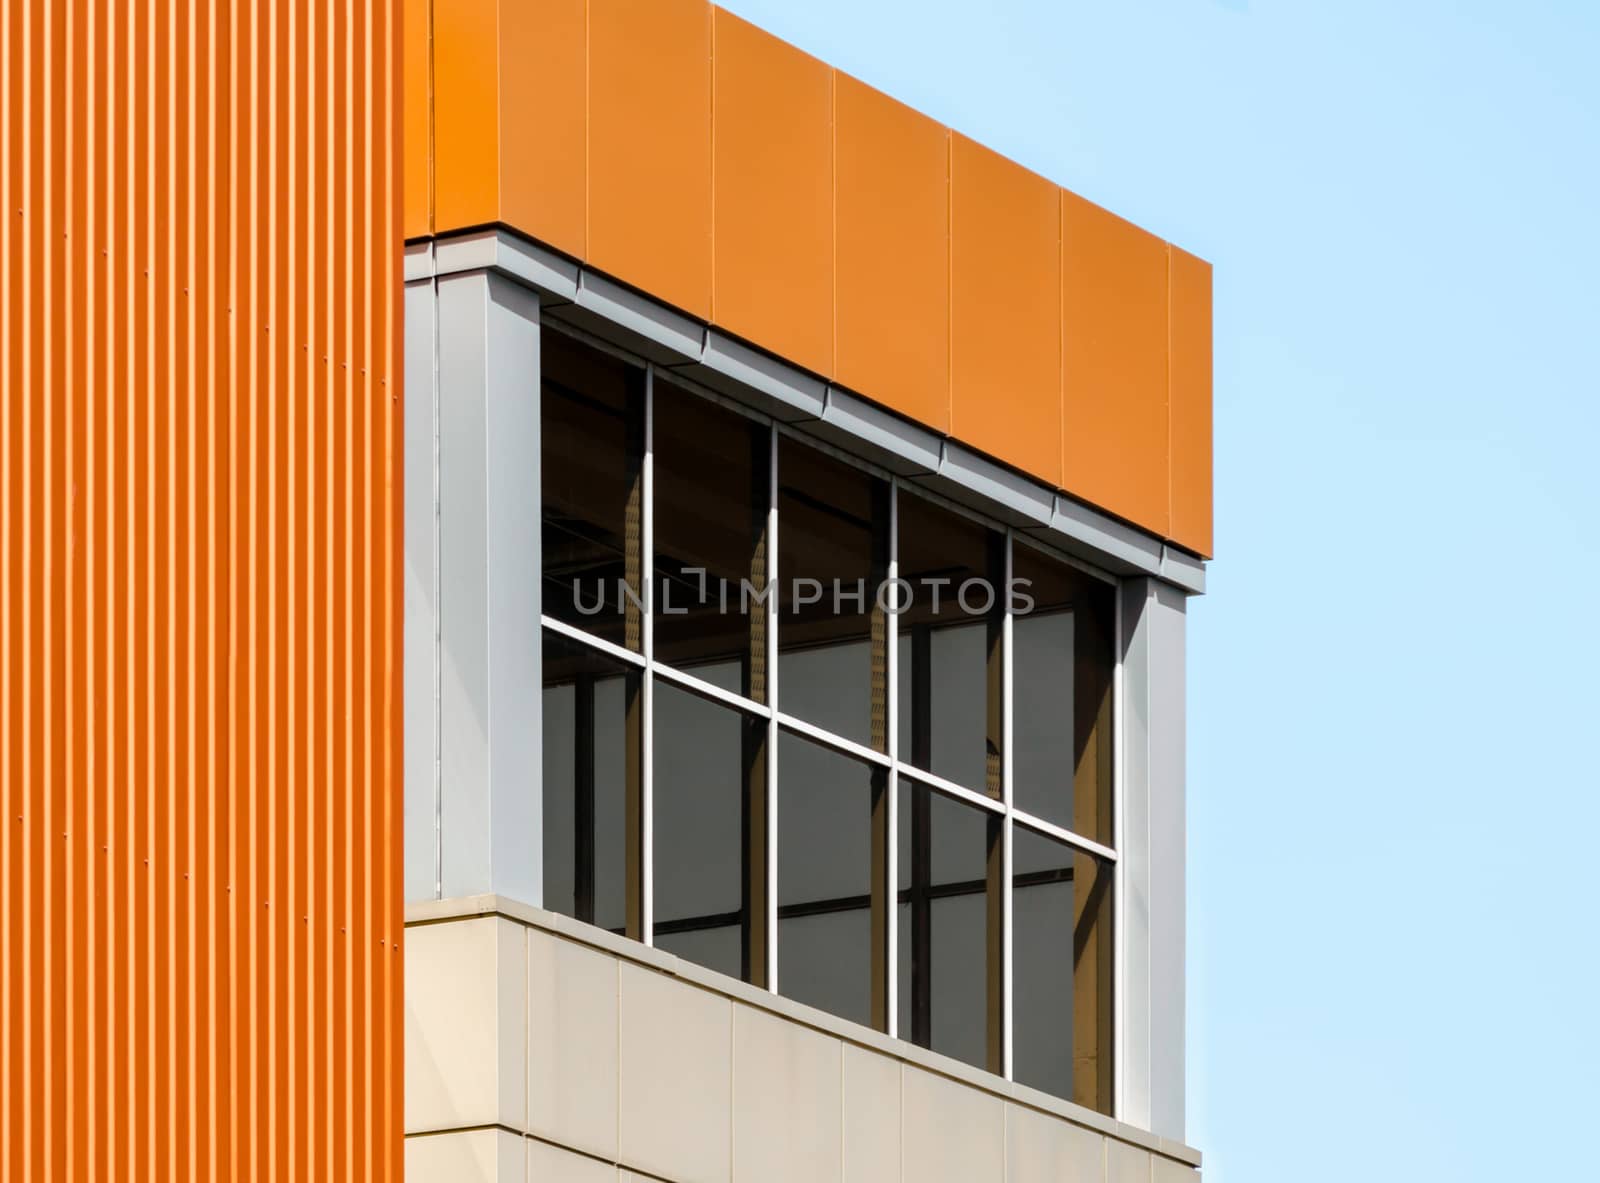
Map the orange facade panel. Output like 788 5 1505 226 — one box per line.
411 0 1210 550
834 74 951 433
432 0 500 232
404 0 433 238
1062 189 1172 538
588 0 713 318
2 0 404 1179
1170 248 1215 556
950 134 1063 487
712 10 834 377
500 0 587 258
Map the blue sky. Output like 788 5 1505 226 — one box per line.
719 2 1600 1178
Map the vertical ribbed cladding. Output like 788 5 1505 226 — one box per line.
1 0 403 1179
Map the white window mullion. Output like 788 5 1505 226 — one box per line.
885 478 900 1040
1001 528 1015 1081
1112 578 1126 1120
766 422 780 992
642 363 655 946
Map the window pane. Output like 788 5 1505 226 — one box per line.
777 436 889 748
541 329 646 650
896 490 1002 794
897 779 993 1071
1012 543 1115 841
777 730 877 1027
653 379 770 697
541 628 637 933
1013 825 1113 1112
653 679 762 982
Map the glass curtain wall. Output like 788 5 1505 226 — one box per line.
538 325 1118 1115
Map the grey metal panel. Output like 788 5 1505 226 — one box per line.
1118 579 1155 1133
1024 495 1164 579
545 268 703 364
909 442 1054 528
1118 578 1187 1141
1158 545 1206 596
667 328 826 421
404 240 435 283
435 269 544 905
497 235 580 304
796 386 942 476
404 276 441 902
431 231 501 278
1147 583 1187 1141
435 229 580 304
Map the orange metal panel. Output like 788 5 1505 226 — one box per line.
1061 189 1170 536
711 9 833 376
1169 247 1214 556
1 0 404 1179
404 0 433 237
949 134 1062 486
415 0 1212 549
433 0 501 231
834 73 951 432
500 0 586 258
588 0 713 318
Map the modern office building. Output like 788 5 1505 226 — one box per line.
4 1 1208 1180
401 3 1211 1179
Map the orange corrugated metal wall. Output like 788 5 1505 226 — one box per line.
2 0 403 1179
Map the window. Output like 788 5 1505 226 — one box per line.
1012 540 1115 842
541 330 645 651
898 779 995 1071
540 630 636 932
897 490 1004 795
777 730 878 1027
652 378 770 693
539 326 1119 1114
1012 823 1113 1110
777 436 889 749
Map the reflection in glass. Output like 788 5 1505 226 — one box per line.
896 490 1003 794
541 628 638 932
777 436 889 748
1012 825 1113 1112
777 730 877 1027
653 380 770 695
540 329 646 649
653 679 764 982
1011 543 1115 841
897 779 993 1071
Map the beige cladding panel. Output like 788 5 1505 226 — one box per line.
618 963 735 1183
404 909 1201 1183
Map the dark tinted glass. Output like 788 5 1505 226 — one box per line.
653 679 763 981
541 629 637 932
896 491 1003 794
777 730 877 1026
777 437 889 748
1012 543 1115 841
897 780 993 1071
541 330 645 649
652 380 770 697
1012 825 1113 1112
